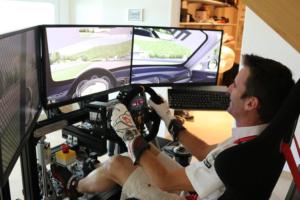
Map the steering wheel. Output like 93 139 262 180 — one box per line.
108 85 163 144
67 68 117 98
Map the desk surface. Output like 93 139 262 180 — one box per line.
178 110 234 145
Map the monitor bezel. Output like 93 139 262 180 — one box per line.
131 26 224 87
0 26 43 187
40 24 135 109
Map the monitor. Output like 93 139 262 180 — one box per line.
0 27 41 186
131 27 223 86
42 25 133 108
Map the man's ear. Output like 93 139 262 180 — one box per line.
244 96 260 111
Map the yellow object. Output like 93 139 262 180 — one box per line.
219 45 235 73
55 149 76 166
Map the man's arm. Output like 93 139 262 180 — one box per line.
148 98 217 160
177 129 217 160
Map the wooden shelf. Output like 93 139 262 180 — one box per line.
187 0 231 7
181 0 246 64
180 22 237 26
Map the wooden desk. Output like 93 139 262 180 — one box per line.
174 110 234 145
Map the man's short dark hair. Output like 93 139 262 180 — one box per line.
241 54 295 123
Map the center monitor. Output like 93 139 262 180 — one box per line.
131 27 223 86
42 25 133 108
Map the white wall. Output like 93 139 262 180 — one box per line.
71 0 180 26
0 0 56 34
56 0 72 24
241 7 300 171
241 8 300 79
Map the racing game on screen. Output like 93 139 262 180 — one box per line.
44 26 133 106
131 27 223 85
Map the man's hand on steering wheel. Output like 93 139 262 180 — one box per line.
111 103 149 164
148 97 176 128
148 97 186 142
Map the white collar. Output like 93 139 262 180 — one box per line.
232 124 269 142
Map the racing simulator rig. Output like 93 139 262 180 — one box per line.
0 25 227 200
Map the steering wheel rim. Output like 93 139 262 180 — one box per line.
117 85 163 142
67 68 117 98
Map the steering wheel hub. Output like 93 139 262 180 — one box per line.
109 85 163 143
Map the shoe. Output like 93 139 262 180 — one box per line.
182 111 194 121
174 110 194 121
51 164 82 199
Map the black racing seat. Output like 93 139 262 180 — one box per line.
214 79 300 200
